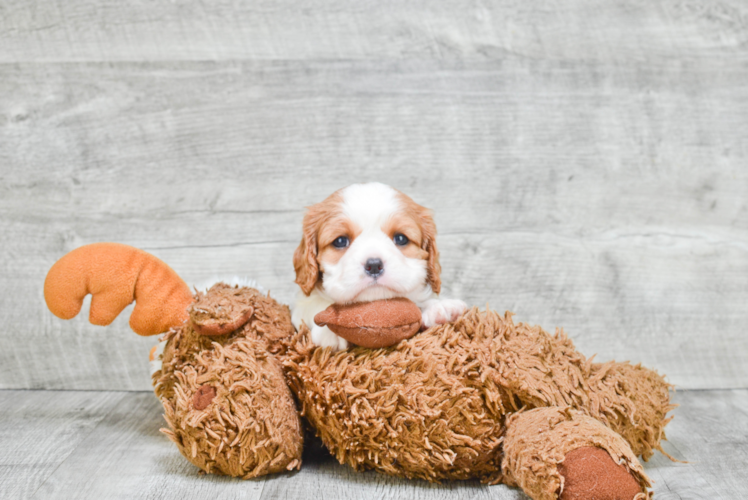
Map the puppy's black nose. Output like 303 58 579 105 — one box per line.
364 258 384 277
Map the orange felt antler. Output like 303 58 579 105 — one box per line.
44 242 194 336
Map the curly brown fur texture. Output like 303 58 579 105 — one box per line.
151 285 673 497
153 284 302 478
281 306 673 484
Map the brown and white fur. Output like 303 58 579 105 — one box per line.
291 182 467 350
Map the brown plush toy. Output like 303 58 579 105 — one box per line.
45 244 675 500
313 298 422 348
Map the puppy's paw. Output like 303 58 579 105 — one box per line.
421 299 468 328
311 324 349 351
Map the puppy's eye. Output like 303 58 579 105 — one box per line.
332 236 349 248
393 233 409 246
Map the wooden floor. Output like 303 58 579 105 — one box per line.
0 388 745 499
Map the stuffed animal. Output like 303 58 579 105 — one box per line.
44 243 675 500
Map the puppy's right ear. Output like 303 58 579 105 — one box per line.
293 220 320 296
294 192 342 296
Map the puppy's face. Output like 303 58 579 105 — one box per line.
294 183 441 303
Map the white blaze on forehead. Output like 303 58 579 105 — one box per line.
340 182 400 230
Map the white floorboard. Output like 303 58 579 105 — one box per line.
0 389 745 500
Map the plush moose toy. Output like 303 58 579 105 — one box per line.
44 243 674 500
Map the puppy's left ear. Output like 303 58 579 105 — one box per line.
293 226 319 296
418 208 442 295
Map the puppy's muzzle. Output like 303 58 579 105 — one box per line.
364 258 384 277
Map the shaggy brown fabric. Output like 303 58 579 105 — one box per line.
282 321 507 483
502 407 651 500
559 447 644 500
153 284 302 479
155 284 296 401
281 307 673 485
314 298 422 348
151 285 673 498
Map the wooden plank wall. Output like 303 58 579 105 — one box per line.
1 0 746 391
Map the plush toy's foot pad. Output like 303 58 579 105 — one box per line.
558 447 644 500
191 384 216 410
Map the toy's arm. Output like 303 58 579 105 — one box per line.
44 242 193 336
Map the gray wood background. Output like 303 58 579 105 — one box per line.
2 0 746 392
2 1 748 498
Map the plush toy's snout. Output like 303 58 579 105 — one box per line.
313 298 422 348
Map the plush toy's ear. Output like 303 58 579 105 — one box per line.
44 242 193 335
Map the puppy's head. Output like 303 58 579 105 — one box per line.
293 183 441 303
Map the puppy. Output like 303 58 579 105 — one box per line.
291 182 467 350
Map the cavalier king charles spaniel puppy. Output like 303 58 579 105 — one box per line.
291 182 467 350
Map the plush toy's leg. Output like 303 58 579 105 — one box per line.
585 361 675 461
154 284 303 479
492 314 674 462
157 334 304 479
502 407 652 500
